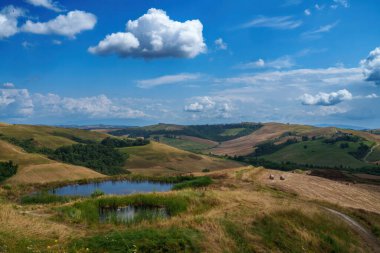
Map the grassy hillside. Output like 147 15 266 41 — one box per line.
158 135 217 153
0 140 103 184
261 139 369 168
0 124 107 149
110 123 263 142
210 123 316 156
367 145 380 163
120 142 240 175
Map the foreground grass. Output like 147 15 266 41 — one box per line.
250 210 359 253
0 166 376 252
70 227 201 253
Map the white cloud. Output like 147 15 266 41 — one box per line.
0 86 147 120
302 21 339 39
25 0 64 12
221 67 363 87
33 94 146 119
332 0 349 8
0 6 24 39
137 73 201 89
307 105 349 116
360 47 380 85
184 96 233 118
315 4 325 10
366 93 379 99
89 8 206 59
52 39 62 45
22 41 33 49
304 9 311 16
2 82 15 88
184 102 204 112
238 16 302 30
237 56 295 70
214 38 227 50
22 10 97 38
300 89 352 106
0 89 33 117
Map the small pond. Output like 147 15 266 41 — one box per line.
50 180 173 196
99 205 169 223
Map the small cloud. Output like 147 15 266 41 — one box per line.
22 10 97 38
214 38 227 50
25 0 64 12
21 41 33 49
366 93 379 99
237 56 295 70
332 0 350 8
302 21 339 39
300 89 352 106
184 102 204 112
304 9 311 16
137 73 201 89
2 82 15 88
238 16 302 30
315 4 325 11
52 39 62 45
184 96 233 118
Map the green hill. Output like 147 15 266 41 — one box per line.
261 139 369 168
0 124 107 149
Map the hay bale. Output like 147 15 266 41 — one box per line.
280 175 285 180
269 174 275 180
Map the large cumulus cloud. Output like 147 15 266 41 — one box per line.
361 47 380 85
89 8 206 59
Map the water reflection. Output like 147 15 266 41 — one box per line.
99 205 169 223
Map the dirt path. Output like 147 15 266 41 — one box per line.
364 144 380 163
324 208 380 252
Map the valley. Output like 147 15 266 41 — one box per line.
0 122 379 252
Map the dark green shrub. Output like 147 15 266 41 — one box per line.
0 161 17 182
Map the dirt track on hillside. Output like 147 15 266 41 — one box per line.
210 123 290 156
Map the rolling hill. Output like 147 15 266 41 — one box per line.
0 123 241 184
120 141 240 176
0 139 104 184
106 122 380 176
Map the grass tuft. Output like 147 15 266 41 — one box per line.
172 177 213 190
70 227 201 253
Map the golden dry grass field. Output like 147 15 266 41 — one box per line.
1 166 379 252
122 142 241 176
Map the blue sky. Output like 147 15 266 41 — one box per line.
1 0 380 127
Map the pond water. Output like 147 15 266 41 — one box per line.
50 180 173 196
99 205 169 223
